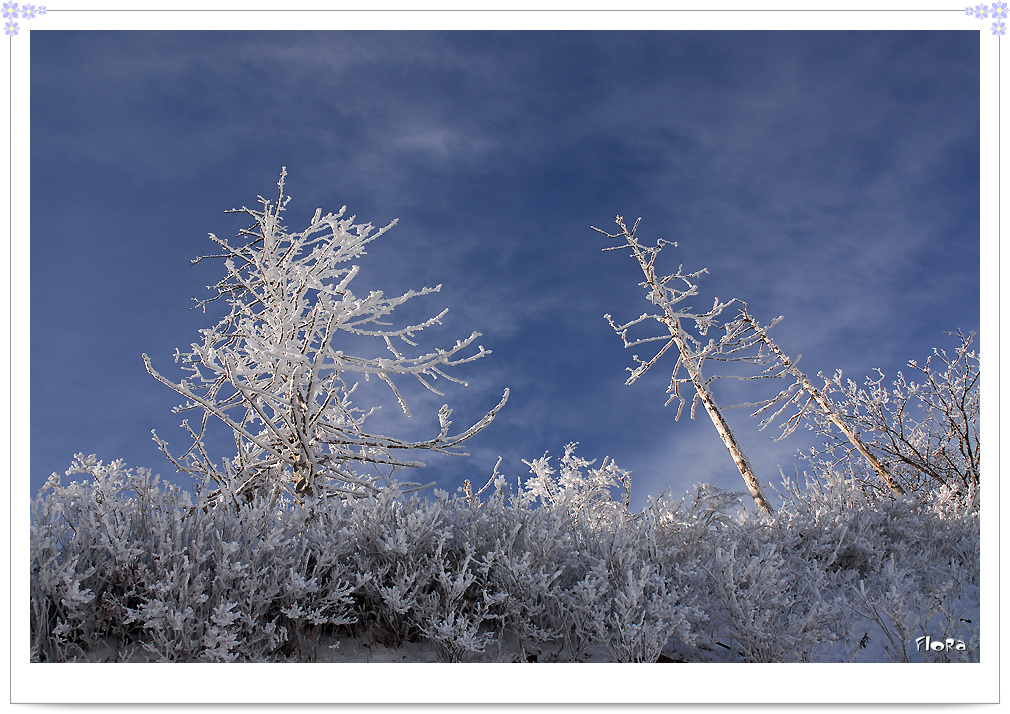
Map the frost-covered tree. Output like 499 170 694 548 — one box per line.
811 330 979 496
716 306 906 498
144 169 508 504
596 216 773 514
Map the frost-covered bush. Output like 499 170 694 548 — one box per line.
697 533 846 662
643 465 979 663
596 540 697 663
648 485 846 662
30 446 979 663
520 446 701 662
458 480 577 660
523 442 631 530
31 455 356 662
337 489 499 661
770 466 980 662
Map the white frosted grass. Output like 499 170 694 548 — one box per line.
30 448 979 669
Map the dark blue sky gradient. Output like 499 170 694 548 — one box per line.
30 30 980 508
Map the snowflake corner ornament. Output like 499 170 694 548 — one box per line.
2 2 46 35
968 3 1006 34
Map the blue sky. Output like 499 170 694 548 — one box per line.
30 30 980 509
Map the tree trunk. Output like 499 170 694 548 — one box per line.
693 373 776 515
747 319 906 498
667 320 775 515
805 379 906 497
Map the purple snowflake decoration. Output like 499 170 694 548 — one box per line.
2 0 46 37
969 2 1005 35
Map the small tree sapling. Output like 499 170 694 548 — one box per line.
144 169 508 504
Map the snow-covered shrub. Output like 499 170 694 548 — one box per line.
651 483 744 559
843 494 980 663
30 445 979 663
698 534 846 662
597 540 697 663
452 473 586 661
642 465 980 664
649 484 845 662
520 446 699 662
770 465 980 662
328 488 497 662
418 553 494 661
31 456 169 661
337 490 451 648
31 455 358 662
523 442 631 530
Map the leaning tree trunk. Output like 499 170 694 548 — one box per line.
599 215 775 516
742 314 906 498
666 318 775 515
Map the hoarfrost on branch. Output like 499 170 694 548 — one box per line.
144 169 508 505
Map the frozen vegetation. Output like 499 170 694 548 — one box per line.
29 450 979 663
29 173 981 663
